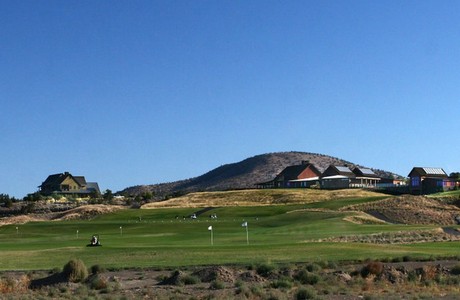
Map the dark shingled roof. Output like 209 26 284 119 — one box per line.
73 176 87 186
41 173 70 186
275 164 320 181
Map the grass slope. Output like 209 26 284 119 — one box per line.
141 188 385 208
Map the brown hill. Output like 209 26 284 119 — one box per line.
119 151 401 199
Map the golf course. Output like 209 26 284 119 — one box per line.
2 189 460 271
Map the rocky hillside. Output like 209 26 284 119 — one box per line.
119 151 402 199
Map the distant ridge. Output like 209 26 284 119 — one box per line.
119 151 401 199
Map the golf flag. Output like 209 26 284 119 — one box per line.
242 221 249 244
208 225 214 245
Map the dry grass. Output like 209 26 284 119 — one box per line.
0 274 29 293
342 195 460 225
313 228 460 244
0 205 125 227
0 215 47 227
141 189 384 209
52 205 125 221
343 212 388 225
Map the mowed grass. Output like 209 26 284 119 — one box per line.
0 194 459 270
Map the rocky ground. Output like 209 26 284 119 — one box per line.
3 260 460 299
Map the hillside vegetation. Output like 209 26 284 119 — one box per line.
342 195 460 225
141 188 385 208
120 151 401 198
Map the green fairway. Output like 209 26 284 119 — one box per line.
0 201 459 271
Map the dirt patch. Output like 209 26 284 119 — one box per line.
192 266 236 283
341 195 460 225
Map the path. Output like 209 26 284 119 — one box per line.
193 207 217 217
442 227 460 236
365 210 402 224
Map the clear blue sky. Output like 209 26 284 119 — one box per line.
1 1 459 198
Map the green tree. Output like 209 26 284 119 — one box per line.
89 189 101 199
23 192 42 202
0 194 13 208
4 198 13 208
142 191 153 201
450 172 460 179
103 189 113 201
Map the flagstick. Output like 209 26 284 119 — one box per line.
210 228 214 246
245 225 249 245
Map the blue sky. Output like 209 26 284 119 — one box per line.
1 1 459 198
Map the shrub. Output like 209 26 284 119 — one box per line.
250 285 263 297
182 275 200 285
90 264 106 275
326 261 338 269
295 270 320 285
62 259 88 283
73 284 89 296
407 270 419 282
271 278 293 289
361 261 384 278
296 287 316 300
210 280 225 290
235 282 249 297
451 264 460 275
0 276 16 293
403 255 413 262
256 263 275 277
306 263 321 272
88 274 108 290
420 265 437 281
234 280 244 288
156 274 168 282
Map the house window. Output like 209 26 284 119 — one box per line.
411 177 420 187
